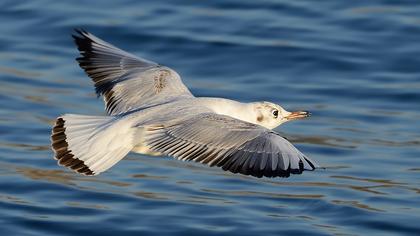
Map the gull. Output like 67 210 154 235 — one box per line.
50 29 320 178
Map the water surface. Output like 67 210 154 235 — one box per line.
1 1 419 235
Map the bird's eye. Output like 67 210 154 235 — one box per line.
272 110 278 118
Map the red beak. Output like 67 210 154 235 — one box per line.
285 111 311 120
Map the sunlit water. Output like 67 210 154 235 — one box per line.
1 1 419 235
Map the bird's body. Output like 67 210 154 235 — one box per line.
103 98 253 157
51 30 319 178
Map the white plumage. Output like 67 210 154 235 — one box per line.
50 29 319 178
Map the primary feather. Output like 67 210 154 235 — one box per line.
73 29 193 115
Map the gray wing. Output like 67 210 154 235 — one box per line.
73 29 193 115
144 113 319 178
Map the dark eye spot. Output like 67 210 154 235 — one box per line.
272 110 278 118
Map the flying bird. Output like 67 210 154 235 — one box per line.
51 29 319 178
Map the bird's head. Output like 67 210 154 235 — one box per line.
252 102 310 129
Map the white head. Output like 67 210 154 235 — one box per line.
250 101 310 129
200 98 309 130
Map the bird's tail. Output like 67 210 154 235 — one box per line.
50 114 136 175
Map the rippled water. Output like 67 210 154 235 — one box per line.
1 1 420 235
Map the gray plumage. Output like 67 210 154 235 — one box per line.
50 29 319 178
143 113 316 178
73 29 192 115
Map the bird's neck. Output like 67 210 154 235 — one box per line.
197 97 257 124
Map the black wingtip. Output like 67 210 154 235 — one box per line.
72 28 93 49
73 29 87 45
72 28 95 69
70 28 118 98
73 28 88 37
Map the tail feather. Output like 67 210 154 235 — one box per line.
51 117 94 175
51 114 135 175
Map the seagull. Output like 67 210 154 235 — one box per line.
50 29 320 178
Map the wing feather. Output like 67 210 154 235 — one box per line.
144 113 319 178
73 29 193 115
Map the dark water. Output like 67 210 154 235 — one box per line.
1 1 420 235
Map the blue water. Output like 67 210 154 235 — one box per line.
1 1 420 235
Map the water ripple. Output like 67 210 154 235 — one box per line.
1 0 420 235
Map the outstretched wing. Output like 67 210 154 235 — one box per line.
144 113 319 178
73 29 193 115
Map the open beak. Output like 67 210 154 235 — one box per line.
285 111 311 121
